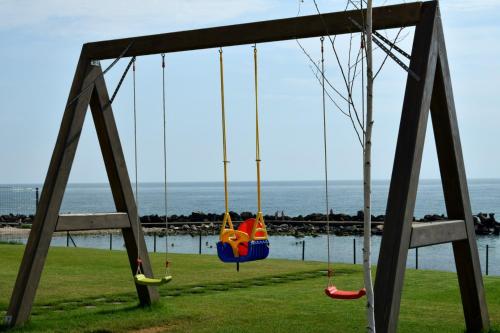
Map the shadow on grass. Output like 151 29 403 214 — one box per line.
2 268 326 329
89 303 147 316
0 303 156 332
0 241 22 246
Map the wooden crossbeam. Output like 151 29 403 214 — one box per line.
55 213 130 231
409 220 466 248
82 2 423 60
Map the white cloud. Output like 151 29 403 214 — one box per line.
0 0 273 37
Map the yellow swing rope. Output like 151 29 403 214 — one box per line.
219 48 230 222
218 48 240 251
218 48 250 256
251 45 268 241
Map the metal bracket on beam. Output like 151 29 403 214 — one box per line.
373 30 411 59
348 17 420 81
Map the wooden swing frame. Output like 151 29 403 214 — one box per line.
6 2 489 332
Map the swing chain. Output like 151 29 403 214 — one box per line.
110 56 136 104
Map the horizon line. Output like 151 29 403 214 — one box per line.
3 177 500 186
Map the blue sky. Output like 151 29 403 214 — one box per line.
0 0 499 184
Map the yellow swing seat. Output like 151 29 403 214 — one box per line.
134 274 172 286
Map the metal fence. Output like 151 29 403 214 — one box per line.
1 231 497 276
0 186 38 215
0 186 497 276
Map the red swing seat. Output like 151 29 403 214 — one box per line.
325 286 366 300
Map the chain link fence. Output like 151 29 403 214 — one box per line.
0 186 38 216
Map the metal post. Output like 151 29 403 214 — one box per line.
66 231 69 247
486 245 489 276
109 233 112 250
302 240 305 261
153 232 157 253
415 247 419 270
199 231 202 254
353 238 356 264
35 187 39 213
68 233 77 247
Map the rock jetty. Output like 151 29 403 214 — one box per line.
2 211 499 237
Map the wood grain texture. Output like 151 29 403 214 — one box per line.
55 213 130 231
374 2 439 332
7 59 158 327
83 2 423 60
409 220 466 248
6 56 97 326
374 2 489 332
430 9 489 330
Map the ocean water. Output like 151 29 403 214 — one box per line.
1 233 498 276
1 179 499 275
3 179 500 217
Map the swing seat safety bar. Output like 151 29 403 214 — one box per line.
217 240 269 263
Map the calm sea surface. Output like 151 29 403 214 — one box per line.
1 179 499 275
11 179 500 216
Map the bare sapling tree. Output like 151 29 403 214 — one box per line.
296 1 411 331
363 0 376 331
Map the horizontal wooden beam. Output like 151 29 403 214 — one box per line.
409 220 467 248
83 2 424 60
55 213 130 231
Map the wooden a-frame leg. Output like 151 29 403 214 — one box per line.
374 3 439 333
5 58 99 327
90 66 159 304
430 17 489 332
375 3 489 333
6 58 160 327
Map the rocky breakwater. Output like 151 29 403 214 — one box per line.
138 210 500 237
0 214 33 227
2 211 499 237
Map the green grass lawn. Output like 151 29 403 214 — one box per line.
0 243 499 332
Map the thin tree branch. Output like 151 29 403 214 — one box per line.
295 39 351 104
